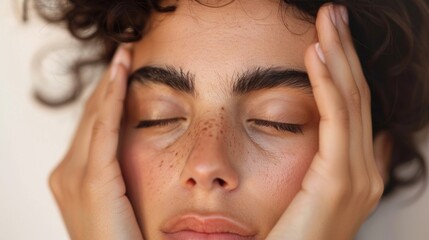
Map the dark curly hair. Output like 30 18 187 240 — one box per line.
33 0 429 198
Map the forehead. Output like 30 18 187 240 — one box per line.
131 0 316 82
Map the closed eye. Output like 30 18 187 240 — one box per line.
249 119 303 134
135 117 185 128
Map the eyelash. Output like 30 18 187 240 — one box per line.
136 118 302 134
135 118 184 128
250 119 303 134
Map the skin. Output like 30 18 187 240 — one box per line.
49 1 387 239
120 1 319 239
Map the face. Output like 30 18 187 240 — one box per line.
119 0 319 239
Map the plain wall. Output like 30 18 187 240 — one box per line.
1 0 428 239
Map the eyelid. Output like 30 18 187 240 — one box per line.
135 117 186 128
248 119 303 134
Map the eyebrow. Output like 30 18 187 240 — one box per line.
233 67 310 94
128 66 195 94
128 65 311 95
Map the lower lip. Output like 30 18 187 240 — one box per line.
163 231 255 240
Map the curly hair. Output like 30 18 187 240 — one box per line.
33 0 429 197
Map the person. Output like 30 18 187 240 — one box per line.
36 0 429 239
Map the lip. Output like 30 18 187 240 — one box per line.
162 214 257 240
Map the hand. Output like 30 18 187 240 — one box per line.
48 46 143 240
266 4 384 240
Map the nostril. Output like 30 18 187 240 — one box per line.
215 178 226 187
186 178 196 186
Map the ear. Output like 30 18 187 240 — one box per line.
373 131 393 184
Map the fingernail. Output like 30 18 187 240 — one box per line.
110 46 130 81
112 46 131 69
339 5 349 24
315 42 326 64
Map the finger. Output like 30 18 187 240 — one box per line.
84 46 132 115
333 5 377 175
305 43 350 176
91 46 132 106
316 4 366 181
87 61 129 175
66 47 131 167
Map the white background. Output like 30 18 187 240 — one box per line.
1 0 428 239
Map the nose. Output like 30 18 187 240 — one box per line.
179 127 239 192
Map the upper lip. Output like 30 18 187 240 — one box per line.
162 213 256 237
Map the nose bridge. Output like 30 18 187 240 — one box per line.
179 116 239 191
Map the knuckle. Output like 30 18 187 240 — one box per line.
48 167 62 197
359 82 371 109
322 41 343 59
92 119 107 132
92 119 118 136
360 82 371 100
370 175 385 201
360 86 371 107
350 90 362 108
329 181 353 203
353 180 371 201
49 161 85 201
334 105 350 123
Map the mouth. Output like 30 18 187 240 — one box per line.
161 214 257 240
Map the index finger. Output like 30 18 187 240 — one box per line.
66 47 132 166
87 51 131 173
305 43 350 176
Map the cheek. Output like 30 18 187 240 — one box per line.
271 141 316 198
119 133 178 212
245 130 318 226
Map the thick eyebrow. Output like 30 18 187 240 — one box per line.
128 66 311 96
233 67 311 94
128 66 195 94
